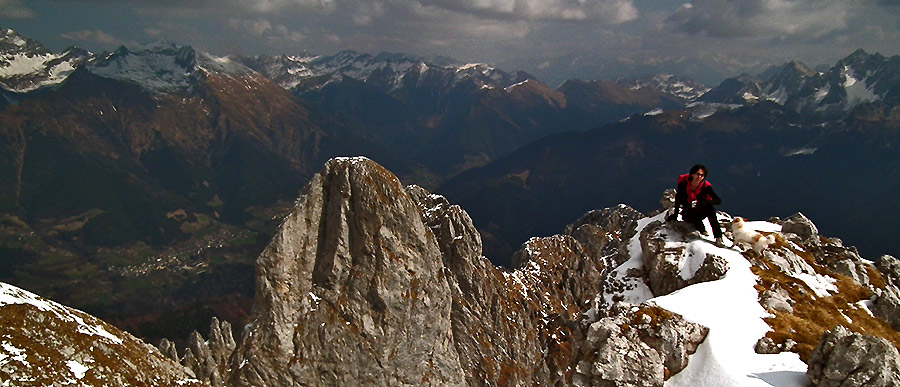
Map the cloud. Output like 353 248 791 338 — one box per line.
125 0 336 14
228 19 274 37
665 0 857 39
420 0 637 22
123 0 635 23
227 18 306 43
60 30 124 46
230 0 337 13
0 0 34 18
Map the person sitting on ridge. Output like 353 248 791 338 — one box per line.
667 164 724 245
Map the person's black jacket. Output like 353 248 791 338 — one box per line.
671 174 721 218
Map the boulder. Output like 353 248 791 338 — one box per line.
873 255 900 331
640 221 729 297
806 325 900 387
782 212 819 242
572 302 708 386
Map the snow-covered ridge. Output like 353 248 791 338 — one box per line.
587 214 840 386
703 49 898 112
87 40 255 93
618 74 711 101
0 282 123 344
235 49 528 93
0 28 87 92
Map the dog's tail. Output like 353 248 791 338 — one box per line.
752 234 777 253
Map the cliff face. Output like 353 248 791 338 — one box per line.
228 157 464 385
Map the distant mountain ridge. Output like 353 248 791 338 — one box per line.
235 50 527 92
87 41 255 93
701 49 900 116
1 28 700 176
236 50 695 175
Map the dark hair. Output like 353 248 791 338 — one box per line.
689 164 708 177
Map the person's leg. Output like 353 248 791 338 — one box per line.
704 207 723 239
682 209 708 235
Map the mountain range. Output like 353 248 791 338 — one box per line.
1 24 898 354
0 26 708 344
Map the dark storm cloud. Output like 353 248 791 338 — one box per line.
666 0 853 39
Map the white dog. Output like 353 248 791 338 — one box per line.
730 217 776 253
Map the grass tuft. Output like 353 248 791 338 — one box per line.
751 242 900 361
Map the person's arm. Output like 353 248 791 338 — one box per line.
669 181 687 220
702 185 722 206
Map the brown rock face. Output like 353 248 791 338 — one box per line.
229 157 464 386
223 157 639 386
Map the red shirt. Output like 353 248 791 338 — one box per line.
678 174 711 203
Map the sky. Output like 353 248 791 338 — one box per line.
2 0 900 85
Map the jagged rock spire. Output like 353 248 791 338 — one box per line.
228 157 466 386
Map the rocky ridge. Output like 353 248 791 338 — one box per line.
4 158 900 386
159 157 900 386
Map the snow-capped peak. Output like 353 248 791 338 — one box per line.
236 50 531 93
616 74 711 101
0 28 89 92
702 50 898 114
87 40 254 93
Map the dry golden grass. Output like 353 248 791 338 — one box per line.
750 239 900 361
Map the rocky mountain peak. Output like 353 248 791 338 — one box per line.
840 48 878 68
0 27 50 56
0 28 90 93
87 41 254 93
228 156 467 385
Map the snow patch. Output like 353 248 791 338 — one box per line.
783 147 817 156
686 102 741 120
841 66 879 105
794 272 837 298
678 242 708 280
1 342 27 365
66 360 89 379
